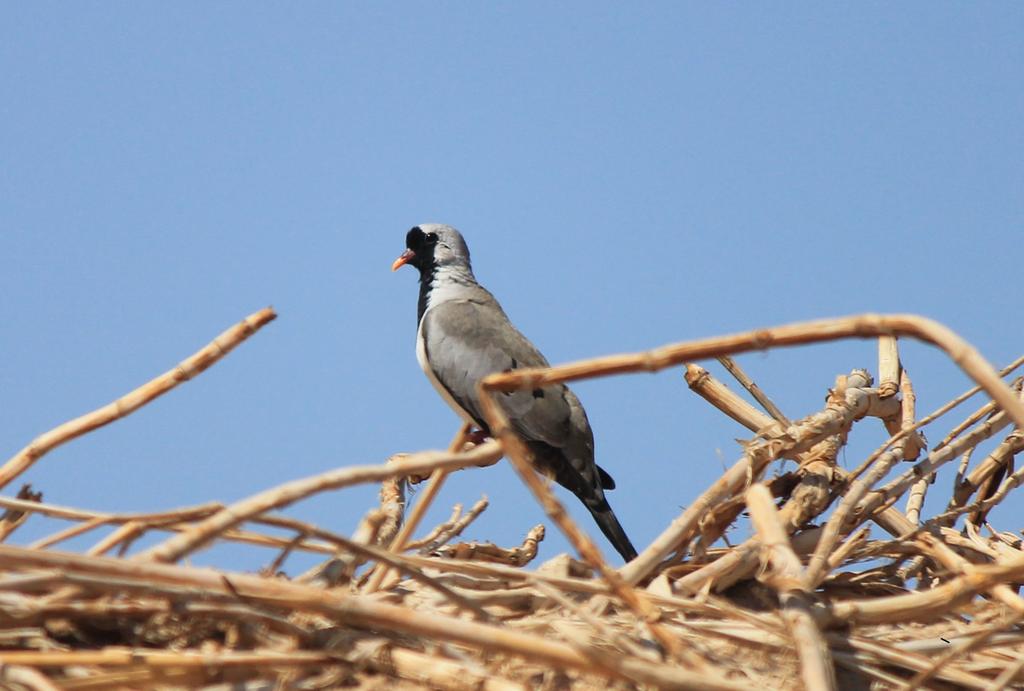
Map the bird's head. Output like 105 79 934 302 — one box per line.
391 224 472 274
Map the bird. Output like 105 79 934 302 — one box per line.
391 223 637 562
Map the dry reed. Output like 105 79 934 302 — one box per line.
0 310 1022 689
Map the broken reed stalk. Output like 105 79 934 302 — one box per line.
716 355 791 424
877 335 900 398
746 484 836 691
899 368 919 459
0 307 277 491
363 423 473 593
684 363 778 432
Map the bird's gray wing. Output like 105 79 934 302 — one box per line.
421 298 575 447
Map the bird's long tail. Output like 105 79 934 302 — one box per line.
585 496 638 562
533 444 638 562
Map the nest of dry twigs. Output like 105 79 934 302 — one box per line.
1 308 1023 690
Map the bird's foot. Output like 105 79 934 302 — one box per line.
465 429 491 446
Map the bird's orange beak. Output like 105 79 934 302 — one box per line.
391 249 416 272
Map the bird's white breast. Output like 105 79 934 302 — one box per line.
416 307 478 427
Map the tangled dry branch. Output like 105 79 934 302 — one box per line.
0 308 1023 689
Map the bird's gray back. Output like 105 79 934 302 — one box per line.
420 297 586 451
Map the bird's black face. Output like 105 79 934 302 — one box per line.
392 223 471 278
391 225 439 272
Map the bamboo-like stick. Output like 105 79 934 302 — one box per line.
953 448 974 499
56 645 525 691
580 349 1021 592
23 501 299 553
296 535 493 619
0 307 277 490
904 473 931 526
877 336 900 398
681 360 1011 602
746 485 836 691
900 368 920 460
135 440 503 563
684 364 785 434
49 646 520 691
716 356 791 424
934 401 999 452
916 355 1024 450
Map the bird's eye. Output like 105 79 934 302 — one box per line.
424 233 438 245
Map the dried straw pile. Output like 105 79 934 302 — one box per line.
1 308 1023 690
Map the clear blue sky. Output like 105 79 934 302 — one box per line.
2 4 1021 572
